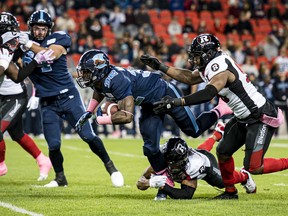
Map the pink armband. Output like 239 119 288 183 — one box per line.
87 98 99 112
96 116 112 125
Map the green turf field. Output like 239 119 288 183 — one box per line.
0 137 288 216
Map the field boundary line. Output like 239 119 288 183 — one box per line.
0 201 44 216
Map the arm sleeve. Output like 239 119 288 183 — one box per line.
15 60 38 83
183 84 218 106
162 184 196 199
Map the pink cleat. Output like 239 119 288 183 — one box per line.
36 153 52 181
212 98 233 118
0 161 8 176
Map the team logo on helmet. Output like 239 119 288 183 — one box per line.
196 34 211 45
93 53 107 69
175 143 187 155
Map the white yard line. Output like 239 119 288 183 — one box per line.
0 201 43 216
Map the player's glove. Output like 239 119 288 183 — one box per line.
140 54 169 73
75 111 92 132
34 49 55 65
0 48 13 70
149 175 167 188
19 32 33 49
27 96 39 111
153 95 182 114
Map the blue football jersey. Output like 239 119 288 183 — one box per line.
22 31 75 97
97 66 168 106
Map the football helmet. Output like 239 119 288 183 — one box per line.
0 12 19 52
187 33 220 71
162 137 189 174
27 10 53 41
76 49 110 88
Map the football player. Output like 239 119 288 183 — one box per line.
137 124 227 200
18 10 124 187
0 12 54 180
74 49 232 199
141 33 288 199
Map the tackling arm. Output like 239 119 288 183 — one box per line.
162 180 197 199
109 95 135 124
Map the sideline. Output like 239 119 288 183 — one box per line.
0 201 44 216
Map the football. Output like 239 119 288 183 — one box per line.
101 102 119 115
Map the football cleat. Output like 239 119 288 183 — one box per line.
154 189 167 201
0 161 8 176
241 168 257 193
213 121 225 141
44 172 68 187
36 153 52 181
111 171 124 187
213 190 238 200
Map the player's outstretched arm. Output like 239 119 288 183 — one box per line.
162 180 197 199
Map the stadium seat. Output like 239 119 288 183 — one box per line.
71 53 81 65
159 10 172 19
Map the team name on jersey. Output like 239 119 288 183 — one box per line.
104 70 118 88
47 38 56 45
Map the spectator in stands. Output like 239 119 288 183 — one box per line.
55 11 76 33
262 34 280 61
237 11 253 36
267 0 281 20
242 1 252 19
182 17 194 34
134 5 151 28
272 70 288 135
233 43 246 65
242 56 259 77
124 5 138 37
88 19 103 39
273 46 288 75
226 37 237 54
53 0 66 17
77 23 89 42
98 38 110 55
228 0 241 19
208 0 222 11
10 0 23 16
85 7 97 31
250 0 265 19
109 5 126 36
36 0 56 19
168 16 182 36
77 34 96 54
197 20 208 35
96 5 110 26
258 74 274 103
168 36 182 57
224 15 237 35
213 17 223 34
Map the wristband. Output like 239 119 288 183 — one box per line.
0 59 9 70
87 98 99 112
96 115 112 125
159 63 169 73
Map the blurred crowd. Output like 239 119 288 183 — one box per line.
1 0 288 138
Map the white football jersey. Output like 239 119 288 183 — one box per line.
200 53 266 119
185 149 211 180
0 75 23 95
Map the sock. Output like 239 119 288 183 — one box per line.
218 157 237 191
197 137 215 151
88 136 110 164
263 158 288 174
49 149 64 173
212 98 233 118
233 170 248 184
213 130 222 141
16 134 41 159
0 140 6 162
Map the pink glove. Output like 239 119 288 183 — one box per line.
34 49 55 64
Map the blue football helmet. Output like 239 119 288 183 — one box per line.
76 49 110 88
162 137 189 175
187 33 220 71
27 10 53 41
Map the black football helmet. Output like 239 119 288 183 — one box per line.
187 33 220 71
0 12 20 52
162 137 189 174
76 49 110 88
27 10 53 41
